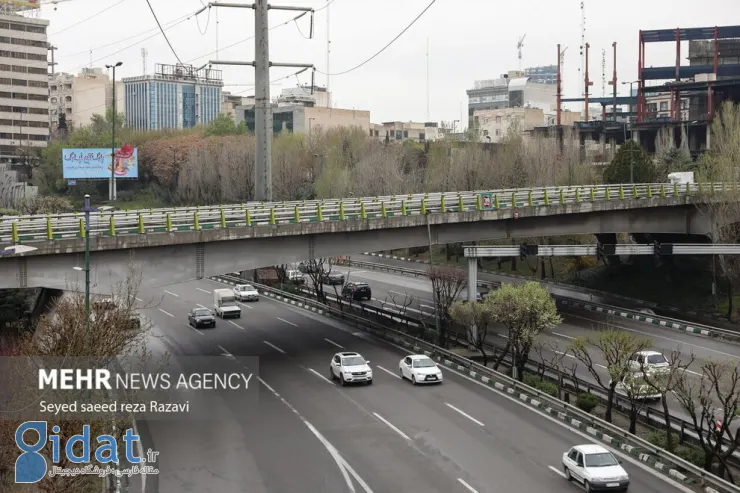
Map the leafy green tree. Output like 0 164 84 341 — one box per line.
450 300 496 365
602 140 656 184
487 282 561 381
204 113 246 137
568 328 652 422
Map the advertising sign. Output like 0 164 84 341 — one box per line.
62 147 138 179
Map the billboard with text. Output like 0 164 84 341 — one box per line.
62 148 138 179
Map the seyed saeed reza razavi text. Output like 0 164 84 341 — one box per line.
39 369 253 391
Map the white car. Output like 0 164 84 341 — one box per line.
627 350 669 375
562 444 629 492
399 354 443 384
329 352 373 386
233 284 259 302
611 374 661 401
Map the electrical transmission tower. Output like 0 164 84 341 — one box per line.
196 0 315 201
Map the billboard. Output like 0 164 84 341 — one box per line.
62 147 138 179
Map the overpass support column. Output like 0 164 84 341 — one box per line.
467 257 478 346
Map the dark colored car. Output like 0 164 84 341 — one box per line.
298 261 320 274
342 282 372 301
322 271 345 285
188 307 216 328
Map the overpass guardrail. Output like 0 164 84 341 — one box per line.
0 182 719 243
335 258 740 343
210 273 738 493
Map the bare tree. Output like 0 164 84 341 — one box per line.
569 328 653 423
640 348 695 452
616 372 653 434
428 266 467 348
450 300 495 366
302 258 333 304
532 340 571 400
384 291 416 330
674 360 740 481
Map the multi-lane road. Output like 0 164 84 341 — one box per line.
134 276 693 493
319 255 740 424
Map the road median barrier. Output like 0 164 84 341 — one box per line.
210 273 736 493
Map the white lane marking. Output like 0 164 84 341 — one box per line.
218 345 235 360
554 350 576 359
552 332 574 340
228 321 244 330
163 290 179 297
258 377 373 493
158 309 174 318
376 365 401 379
548 465 567 478
595 364 607 369
372 412 411 441
683 368 702 376
135 297 143 302
263 341 286 354
197 304 207 309
457 478 479 493
185 324 203 336
308 368 334 384
445 403 485 427
237 301 254 309
196 288 210 294
277 317 298 327
324 338 344 349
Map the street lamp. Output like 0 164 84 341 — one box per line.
622 80 639 183
105 61 123 202
73 194 92 336
2 244 38 255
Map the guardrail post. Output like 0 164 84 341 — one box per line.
294 205 300 223
360 202 367 219
193 211 200 231
647 184 653 198
270 208 276 225
220 208 226 228
46 216 52 240
440 195 446 213
458 195 464 212
79 218 85 238
245 209 252 226
511 192 517 208
575 188 581 203
543 189 550 205
685 182 690 195
605 188 611 200
401 200 407 216
476 195 482 211
108 216 116 236
559 188 564 204
528 191 533 207
11 221 18 243
673 182 679 197
590 187 596 201
421 198 427 215
494 194 500 209
380 201 387 217
138 214 144 234
339 201 346 220
317 203 323 221
618 184 625 200
660 183 666 197
631 184 637 199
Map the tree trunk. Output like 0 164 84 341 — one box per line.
516 360 526 382
492 340 512 371
549 258 556 280
605 386 616 423
479 348 488 367
661 394 674 452
727 278 734 321
629 405 638 434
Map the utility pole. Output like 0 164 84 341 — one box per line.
197 1 314 202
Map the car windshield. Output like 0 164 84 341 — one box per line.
342 356 366 366
221 301 237 307
237 285 254 291
194 309 211 317
413 358 436 368
584 452 619 467
647 354 667 364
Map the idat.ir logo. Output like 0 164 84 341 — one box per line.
15 421 143 483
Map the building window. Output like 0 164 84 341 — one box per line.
50 97 56 103
395 130 402 140
65 96 71 103
403 130 408 138
419 133 425 141
659 101 668 111
495 116 501 123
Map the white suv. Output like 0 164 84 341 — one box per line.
329 352 373 386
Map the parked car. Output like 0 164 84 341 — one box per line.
321 271 345 285
561 444 629 492
286 269 306 284
233 284 259 302
329 352 373 385
342 282 371 301
188 307 216 328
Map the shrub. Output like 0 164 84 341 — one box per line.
647 431 705 468
576 392 599 413
523 373 558 397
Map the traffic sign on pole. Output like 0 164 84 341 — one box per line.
480 193 494 210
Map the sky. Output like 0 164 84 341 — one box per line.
40 0 738 127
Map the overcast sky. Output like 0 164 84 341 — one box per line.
44 0 737 127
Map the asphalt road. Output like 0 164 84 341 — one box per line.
321 261 740 426
132 278 693 493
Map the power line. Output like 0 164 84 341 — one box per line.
144 0 184 65
315 0 436 76
314 0 336 12
50 0 128 36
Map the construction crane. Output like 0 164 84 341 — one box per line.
517 33 526 70
1 0 73 14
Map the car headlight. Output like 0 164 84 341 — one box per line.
590 477 604 482
617 475 629 481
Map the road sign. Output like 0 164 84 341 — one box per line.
480 193 494 210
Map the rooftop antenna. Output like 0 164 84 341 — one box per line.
426 37 430 120
517 33 526 70
560 46 568 84
141 47 148 75
326 0 331 108
579 1 586 94
601 48 606 96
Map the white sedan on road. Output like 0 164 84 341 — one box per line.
562 444 629 492
399 355 443 384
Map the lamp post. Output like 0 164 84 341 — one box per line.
622 80 639 183
73 194 92 336
105 61 122 201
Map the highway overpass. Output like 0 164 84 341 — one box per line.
132 276 697 493
0 183 723 291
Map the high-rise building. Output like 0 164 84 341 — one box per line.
523 65 558 85
122 63 223 131
0 12 49 161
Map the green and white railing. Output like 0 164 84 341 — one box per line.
0 182 720 244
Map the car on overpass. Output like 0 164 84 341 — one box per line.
562 444 629 492
399 355 443 384
329 352 373 385
627 350 669 375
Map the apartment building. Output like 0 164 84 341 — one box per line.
49 67 123 132
0 13 49 160
370 121 440 142
236 104 370 134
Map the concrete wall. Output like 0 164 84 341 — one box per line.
0 198 714 292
